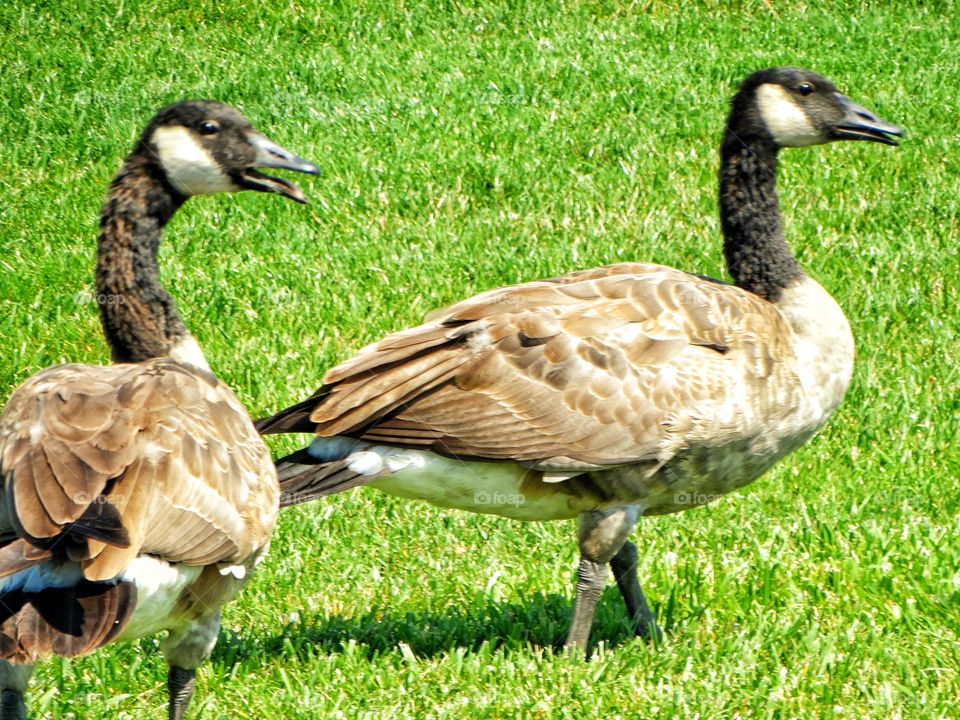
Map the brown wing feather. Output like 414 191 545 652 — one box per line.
0 580 137 663
0 358 278 582
291 263 798 469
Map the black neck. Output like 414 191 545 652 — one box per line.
719 130 804 302
95 150 190 363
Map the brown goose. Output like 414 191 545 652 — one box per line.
0 101 317 719
257 67 902 652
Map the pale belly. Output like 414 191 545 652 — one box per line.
370 457 583 521
591 429 818 516
312 429 817 521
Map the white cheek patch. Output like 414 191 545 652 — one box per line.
151 126 241 196
756 84 823 148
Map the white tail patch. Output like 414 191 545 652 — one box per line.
117 557 203 641
218 563 246 580
306 435 365 461
307 437 425 476
28 421 45 445
346 451 386 476
542 471 581 483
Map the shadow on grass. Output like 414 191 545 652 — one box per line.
214 586 678 668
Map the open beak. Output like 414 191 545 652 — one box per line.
242 133 320 203
834 95 904 146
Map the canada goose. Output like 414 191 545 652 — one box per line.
0 100 317 719
257 67 901 652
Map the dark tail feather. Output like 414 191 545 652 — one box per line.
0 580 137 663
67 499 130 548
277 448 375 507
254 395 323 436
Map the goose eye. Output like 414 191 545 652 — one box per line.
198 121 219 135
797 82 814 96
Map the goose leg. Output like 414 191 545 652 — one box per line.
565 506 640 655
162 612 222 720
167 667 196 720
0 662 33 720
609 541 661 641
0 692 26 720
565 556 608 653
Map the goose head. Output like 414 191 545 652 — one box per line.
141 100 319 203
728 66 903 149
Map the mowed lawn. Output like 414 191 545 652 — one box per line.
2 1 959 718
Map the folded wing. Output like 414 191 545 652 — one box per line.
263 263 801 472
0 358 278 581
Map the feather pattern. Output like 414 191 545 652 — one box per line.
0 358 278 582
304 263 809 471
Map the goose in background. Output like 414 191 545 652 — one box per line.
257 67 902 652
0 100 317 719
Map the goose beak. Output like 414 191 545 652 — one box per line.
834 95 904 146
242 133 320 203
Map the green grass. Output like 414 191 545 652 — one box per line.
2 1 959 717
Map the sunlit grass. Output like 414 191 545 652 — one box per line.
1 1 958 717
